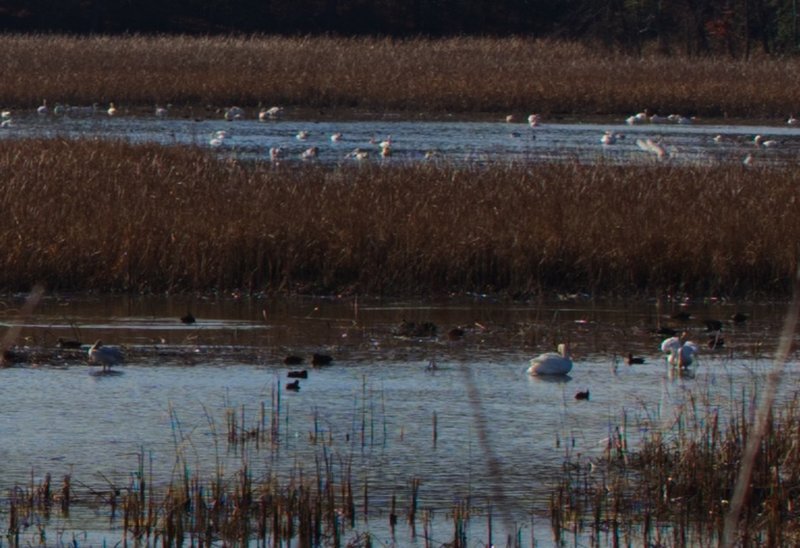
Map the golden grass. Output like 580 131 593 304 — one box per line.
1 138 798 296
3 34 800 118
553 392 800 545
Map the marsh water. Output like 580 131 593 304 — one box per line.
0 293 796 546
4 108 800 167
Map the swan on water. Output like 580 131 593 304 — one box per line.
88 340 125 372
528 343 573 376
660 335 698 368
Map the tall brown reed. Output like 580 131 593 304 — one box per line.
553 390 800 545
2 35 800 118
2 139 800 298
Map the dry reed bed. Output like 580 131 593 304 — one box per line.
553 392 800 545
2 138 798 296
3 35 800 118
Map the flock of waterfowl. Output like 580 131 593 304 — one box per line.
526 309 749 402
4 100 798 166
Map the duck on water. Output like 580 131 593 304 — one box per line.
528 343 573 376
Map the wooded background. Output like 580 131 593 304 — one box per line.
2 0 798 56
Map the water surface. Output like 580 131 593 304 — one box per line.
0 294 794 546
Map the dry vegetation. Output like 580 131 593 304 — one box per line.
0 138 797 297
553 391 800 545
3 34 800 118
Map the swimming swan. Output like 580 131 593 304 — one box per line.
528 343 573 375
660 335 698 368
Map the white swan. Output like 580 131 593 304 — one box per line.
88 340 125 372
528 343 573 375
301 146 319 159
37 100 49 115
107 102 117 116
660 336 698 368
754 135 778 147
600 131 617 145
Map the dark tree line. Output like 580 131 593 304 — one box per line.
1 0 799 55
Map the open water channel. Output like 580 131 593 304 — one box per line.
4 107 800 167
0 292 796 546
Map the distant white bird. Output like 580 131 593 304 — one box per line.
296 130 309 140
660 335 698 368
269 147 283 161
528 113 541 127
224 106 244 121
528 343 573 376
107 102 117 116
155 105 168 117
505 114 516 123
37 100 49 115
1 110 10 120
378 135 392 149
380 143 392 157
636 138 667 159
754 135 778 147
209 130 227 147
301 146 318 159
330 132 343 142
788 115 799 126
600 131 618 145
346 148 369 160
625 112 648 125
88 340 125 372
264 106 283 118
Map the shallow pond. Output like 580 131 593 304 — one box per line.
0 293 796 546
4 108 800 167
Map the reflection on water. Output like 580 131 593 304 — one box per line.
0 294 794 546
4 111 800 167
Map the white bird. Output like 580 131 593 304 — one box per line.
1 110 10 120
264 106 283 118
636 138 667 160
330 132 343 142
528 343 573 376
788 115 799 126
301 146 318 159
660 335 698 368
600 131 617 145
346 148 369 160
505 114 516 123
224 106 244 121
378 135 392 149
754 135 778 147
269 147 283 161
625 112 648 125
37 100 49 115
209 130 227 147
528 113 541 127
155 105 168 117
107 102 117 116
296 130 309 140
88 340 125 372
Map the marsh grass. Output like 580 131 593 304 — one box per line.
4 34 800 118
553 390 800 545
1 138 799 297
